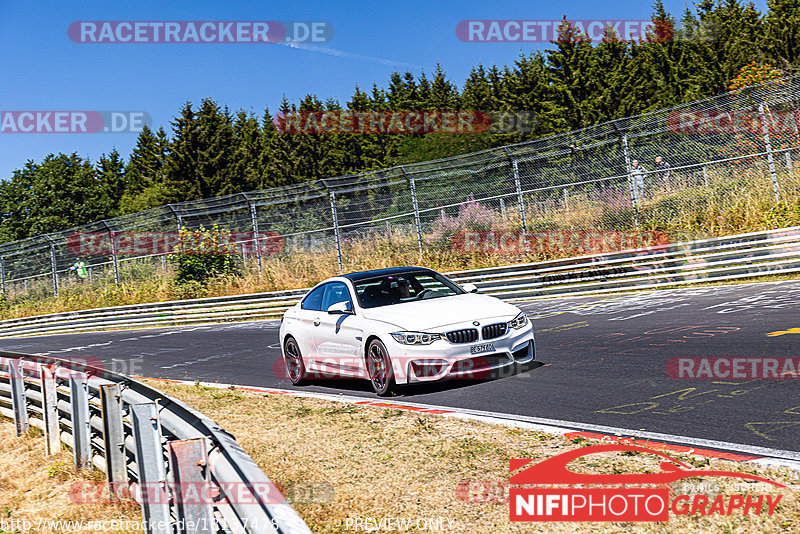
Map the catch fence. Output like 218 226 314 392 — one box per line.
2 76 800 299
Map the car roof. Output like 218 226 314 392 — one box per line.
341 266 436 282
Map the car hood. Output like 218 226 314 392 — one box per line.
360 293 520 331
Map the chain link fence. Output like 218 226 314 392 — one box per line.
2 76 800 300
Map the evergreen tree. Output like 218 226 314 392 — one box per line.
265 97 301 187
97 149 125 215
256 106 276 189
507 53 566 136
547 18 597 130
195 99 236 197
762 0 800 68
230 109 263 193
428 63 460 109
461 65 494 110
163 102 200 203
124 125 167 196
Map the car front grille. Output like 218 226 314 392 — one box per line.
481 323 507 340
446 328 479 344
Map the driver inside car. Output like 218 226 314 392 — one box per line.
384 275 412 302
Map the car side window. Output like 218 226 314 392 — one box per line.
321 282 353 312
301 284 326 311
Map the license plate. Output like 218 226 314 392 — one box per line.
470 343 495 355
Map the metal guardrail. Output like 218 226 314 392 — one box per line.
0 353 313 534
0 226 798 339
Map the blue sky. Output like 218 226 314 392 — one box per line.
0 0 770 179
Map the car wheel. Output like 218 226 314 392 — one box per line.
366 339 395 396
283 336 307 386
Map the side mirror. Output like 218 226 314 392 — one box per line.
327 301 353 315
462 283 479 294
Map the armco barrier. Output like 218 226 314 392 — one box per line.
0 226 798 339
0 353 313 534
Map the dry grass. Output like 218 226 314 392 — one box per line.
0 420 141 533
146 380 800 534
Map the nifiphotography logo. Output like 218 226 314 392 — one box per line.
509 444 785 522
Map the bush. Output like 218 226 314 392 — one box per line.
168 225 242 284
427 196 508 249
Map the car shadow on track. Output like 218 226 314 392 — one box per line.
301 360 547 398
400 360 547 397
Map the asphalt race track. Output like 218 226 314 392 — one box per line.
1 280 798 454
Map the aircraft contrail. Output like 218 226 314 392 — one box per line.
277 40 423 69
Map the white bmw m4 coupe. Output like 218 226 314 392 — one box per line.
279 266 535 396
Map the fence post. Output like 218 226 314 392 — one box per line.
44 235 58 297
70 373 91 471
167 438 215 534
785 151 793 173
503 148 527 234
758 103 780 201
702 166 709 187
563 188 569 212
401 167 424 256
102 221 120 285
100 383 128 500
131 402 172 534
328 190 343 271
9 359 28 436
242 193 263 279
40 364 60 454
0 256 5 300
500 198 506 220
168 204 183 232
618 131 640 227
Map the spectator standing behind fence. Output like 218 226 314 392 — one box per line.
630 159 646 204
70 260 88 282
655 156 671 192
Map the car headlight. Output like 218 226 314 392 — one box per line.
391 332 442 345
507 312 529 330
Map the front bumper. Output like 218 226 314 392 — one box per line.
391 323 535 384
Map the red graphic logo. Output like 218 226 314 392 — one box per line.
509 444 785 522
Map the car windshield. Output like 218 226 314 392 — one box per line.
354 271 463 309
